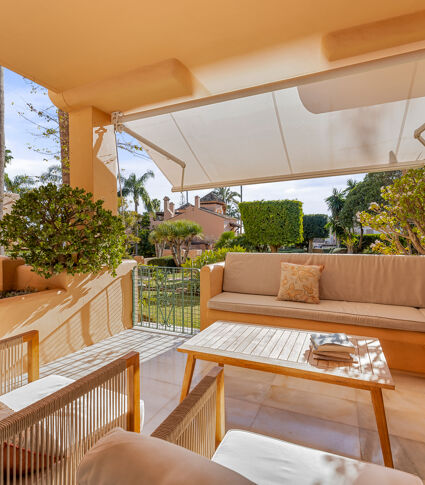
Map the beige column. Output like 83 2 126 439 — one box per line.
68 107 118 214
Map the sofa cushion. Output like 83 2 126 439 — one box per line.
222 252 425 307
212 430 421 485
208 292 425 332
76 427 254 485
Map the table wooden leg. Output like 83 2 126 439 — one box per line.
370 388 394 468
215 367 225 447
180 354 196 402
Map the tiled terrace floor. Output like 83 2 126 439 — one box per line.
42 328 425 482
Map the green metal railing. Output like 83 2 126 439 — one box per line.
132 265 200 334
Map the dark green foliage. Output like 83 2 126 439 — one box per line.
303 214 328 249
0 184 126 278
339 171 401 229
137 229 156 257
182 246 246 269
147 256 176 267
239 200 303 252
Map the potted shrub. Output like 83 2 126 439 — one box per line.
0 184 127 278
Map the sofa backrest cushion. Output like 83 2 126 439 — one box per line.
222 252 425 307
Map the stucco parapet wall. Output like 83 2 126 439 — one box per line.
48 59 200 114
0 260 137 366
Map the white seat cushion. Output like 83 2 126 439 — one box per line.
0 375 145 430
212 430 422 485
0 375 75 411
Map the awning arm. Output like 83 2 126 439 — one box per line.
111 111 186 189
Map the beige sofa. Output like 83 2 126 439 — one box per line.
201 252 425 373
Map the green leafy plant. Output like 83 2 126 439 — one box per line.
182 246 246 269
239 200 303 252
303 214 328 252
0 184 126 278
358 167 425 255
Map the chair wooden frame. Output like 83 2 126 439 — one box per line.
152 367 224 457
0 330 39 395
0 351 140 482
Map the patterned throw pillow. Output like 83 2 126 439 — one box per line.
276 262 324 304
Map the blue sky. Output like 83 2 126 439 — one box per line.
3 68 364 213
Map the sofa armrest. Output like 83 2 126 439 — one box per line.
200 263 225 329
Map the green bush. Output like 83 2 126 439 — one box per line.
147 255 176 267
0 184 126 278
182 246 246 269
239 200 303 252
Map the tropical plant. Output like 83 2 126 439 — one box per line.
358 167 425 255
148 198 161 213
303 214 328 252
4 174 35 194
120 171 154 214
215 231 236 249
149 228 166 258
0 184 126 278
38 164 62 185
182 246 246 269
239 200 303 252
150 219 203 266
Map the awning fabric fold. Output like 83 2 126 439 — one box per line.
121 54 425 192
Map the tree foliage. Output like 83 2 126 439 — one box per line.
149 219 203 266
4 174 35 194
239 200 303 252
358 167 425 255
212 187 240 217
0 184 126 278
182 245 246 269
303 214 328 251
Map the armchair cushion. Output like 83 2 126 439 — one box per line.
77 427 254 485
212 430 422 485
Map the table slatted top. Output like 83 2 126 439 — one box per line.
178 321 394 389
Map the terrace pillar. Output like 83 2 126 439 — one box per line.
68 107 118 214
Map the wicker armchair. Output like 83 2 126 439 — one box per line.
152 366 224 458
0 330 39 395
0 338 140 484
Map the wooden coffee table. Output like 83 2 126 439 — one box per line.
178 321 395 467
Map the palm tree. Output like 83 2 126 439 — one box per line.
213 186 241 217
38 164 62 185
325 188 346 246
121 171 154 214
4 173 36 194
343 178 358 194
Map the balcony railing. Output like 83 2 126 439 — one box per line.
132 265 200 334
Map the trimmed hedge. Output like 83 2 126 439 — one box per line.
239 200 303 251
147 256 176 267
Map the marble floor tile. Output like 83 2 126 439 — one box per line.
356 401 425 444
224 374 271 404
263 385 359 426
273 374 358 401
251 405 361 459
225 397 261 431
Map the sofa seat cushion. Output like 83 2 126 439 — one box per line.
208 292 425 332
212 430 421 485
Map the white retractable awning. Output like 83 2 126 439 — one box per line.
119 52 425 192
